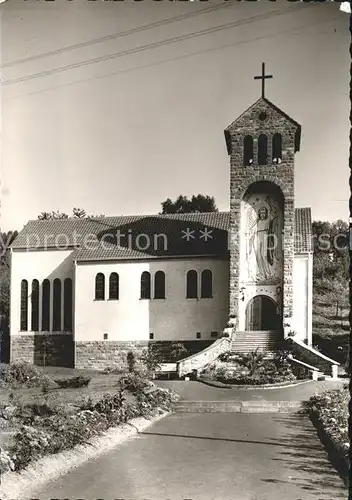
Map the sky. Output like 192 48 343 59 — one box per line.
0 0 349 232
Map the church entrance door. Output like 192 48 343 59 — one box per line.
245 295 279 331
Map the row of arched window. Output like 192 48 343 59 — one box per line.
94 269 213 301
20 278 73 332
243 133 282 166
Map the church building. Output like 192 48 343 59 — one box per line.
9 64 313 370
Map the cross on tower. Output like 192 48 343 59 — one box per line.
254 62 273 98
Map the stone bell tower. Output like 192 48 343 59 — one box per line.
224 63 301 338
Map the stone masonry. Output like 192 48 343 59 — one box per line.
75 340 149 370
224 97 300 332
11 333 74 367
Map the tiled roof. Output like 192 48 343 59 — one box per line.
11 209 312 259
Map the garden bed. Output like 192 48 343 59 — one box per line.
0 362 179 478
199 349 308 386
198 376 311 390
306 386 349 483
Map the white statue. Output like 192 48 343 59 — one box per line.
245 198 282 282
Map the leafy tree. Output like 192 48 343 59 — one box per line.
38 209 105 220
325 280 349 323
38 210 68 220
161 194 218 214
72 208 86 218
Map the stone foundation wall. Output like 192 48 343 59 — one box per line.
75 341 149 370
11 334 74 368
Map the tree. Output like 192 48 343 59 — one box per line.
38 210 68 220
38 209 105 219
161 194 218 214
72 208 86 218
326 280 349 324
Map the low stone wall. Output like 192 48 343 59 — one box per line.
75 340 149 370
11 334 74 368
286 338 339 377
177 337 231 377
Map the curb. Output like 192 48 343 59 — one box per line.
172 400 304 413
309 409 349 485
0 411 169 500
197 377 312 390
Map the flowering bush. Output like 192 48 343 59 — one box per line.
308 387 349 457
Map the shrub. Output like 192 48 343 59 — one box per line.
167 342 190 362
0 447 15 475
308 387 349 456
54 376 91 389
9 425 52 470
127 351 136 373
1 362 53 388
119 373 151 393
140 347 162 372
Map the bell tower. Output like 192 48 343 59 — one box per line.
224 63 301 336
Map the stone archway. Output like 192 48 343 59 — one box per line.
245 295 279 331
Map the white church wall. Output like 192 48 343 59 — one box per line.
292 254 312 344
74 258 229 342
10 249 75 335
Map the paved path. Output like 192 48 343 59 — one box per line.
32 412 346 500
156 379 345 401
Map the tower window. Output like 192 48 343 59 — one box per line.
186 270 198 299
243 135 253 166
140 271 151 299
258 134 268 165
272 133 282 164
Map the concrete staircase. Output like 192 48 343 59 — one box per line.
231 330 281 354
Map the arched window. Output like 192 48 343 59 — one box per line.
109 273 119 300
201 270 212 298
243 135 253 166
272 133 282 163
140 271 151 299
95 273 105 300
64 278 73 332
31 279 39 331
186 270 198 299
20 279 28 331
42 279 50 331
53 278 61 331
258 134 268 165
154 271 165 299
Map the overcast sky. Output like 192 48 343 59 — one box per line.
0 0 349 232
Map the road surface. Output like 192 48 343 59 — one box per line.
32 411 346 500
